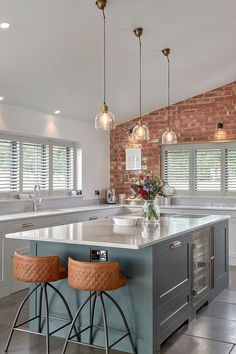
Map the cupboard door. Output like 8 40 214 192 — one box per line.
211 221 229 299
154 234 192 307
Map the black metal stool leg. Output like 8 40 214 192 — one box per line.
38 284 43 333
47 282 79 341
5 284 41 352
100 292 109 354
62 292 96 354
43 283 50 354
104 292 137 354
89 292 97 344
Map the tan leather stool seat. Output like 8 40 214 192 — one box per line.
14 252 67 283
68 257 127 292
62 258 136 354
6 252 75 354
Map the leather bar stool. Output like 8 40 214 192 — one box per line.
62 258 137 354
5 252 77 354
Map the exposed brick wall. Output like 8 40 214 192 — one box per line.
110 81 236 195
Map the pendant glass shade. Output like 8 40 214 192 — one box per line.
132 122 150 141
132 27 150 141
95 1 115 131
95 104 115 131
162 128 177 145
161 48 177 145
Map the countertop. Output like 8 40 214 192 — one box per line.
0 204 123 223
0 203 236 224
5 214 230 250
160 205 236 211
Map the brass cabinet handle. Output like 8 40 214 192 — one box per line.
21 223 34 229
170 241 182 249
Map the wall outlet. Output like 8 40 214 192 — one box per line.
95 190 100 196
76 190 83 195
90 249 108 262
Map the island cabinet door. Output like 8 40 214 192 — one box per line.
154 233 192 306
153 234 192 344
210 221 229 299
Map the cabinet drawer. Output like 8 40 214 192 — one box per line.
154 234 191 307
158 287 191 343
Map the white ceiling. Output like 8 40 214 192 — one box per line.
0 0 235 124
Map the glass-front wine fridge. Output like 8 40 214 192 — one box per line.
192 228 212 305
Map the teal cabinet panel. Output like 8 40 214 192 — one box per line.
154 234 192 307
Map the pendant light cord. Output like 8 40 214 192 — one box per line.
167 54 170 128
139 36 142 125
102 9 106 105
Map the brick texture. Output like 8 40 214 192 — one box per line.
110 81 236 195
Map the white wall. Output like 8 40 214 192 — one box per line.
0 103 110 200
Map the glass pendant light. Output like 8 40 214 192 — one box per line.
161 48 177 145
95 0 115 131
132 28 150 141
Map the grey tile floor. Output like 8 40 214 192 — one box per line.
1 268 236 353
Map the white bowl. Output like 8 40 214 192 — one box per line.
124 215 143 224
113 216 137 227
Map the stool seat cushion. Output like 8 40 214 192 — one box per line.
13 252 67 283
68 258 127 292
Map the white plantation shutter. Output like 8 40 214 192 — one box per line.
22 143 49 191
0 139 19 192
53 146 74 190
225 148 236 191
164 150 190 191
195 149 221 191
0 133 80 196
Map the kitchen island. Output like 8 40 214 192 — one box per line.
6 214 230 354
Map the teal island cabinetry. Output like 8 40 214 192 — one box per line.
6 214 229 354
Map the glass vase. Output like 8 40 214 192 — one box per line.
142 200 160 224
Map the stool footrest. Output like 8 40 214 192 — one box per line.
49 321 71 336
69 325 92 341
14 315 40 329
109 332 129 349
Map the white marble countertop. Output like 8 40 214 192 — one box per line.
0 202 236 225
160 205 236 211
0 204 123 223
5 214 230 249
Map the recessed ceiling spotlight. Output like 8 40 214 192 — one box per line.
0 23 10 29
54 110 61 115
0 96 4 101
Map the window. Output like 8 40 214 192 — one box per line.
195 149 221 191
53 146 74 190
22 142 49 191
0 133 81 195
0 140 19 192
164 150 190 191
162 142 236 196
225 147 236 192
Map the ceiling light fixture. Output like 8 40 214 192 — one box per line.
161 48 177 145
95 0 115 131
0 96 4 101
0 23 10 29
132 28 150 141
54 110 61 115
